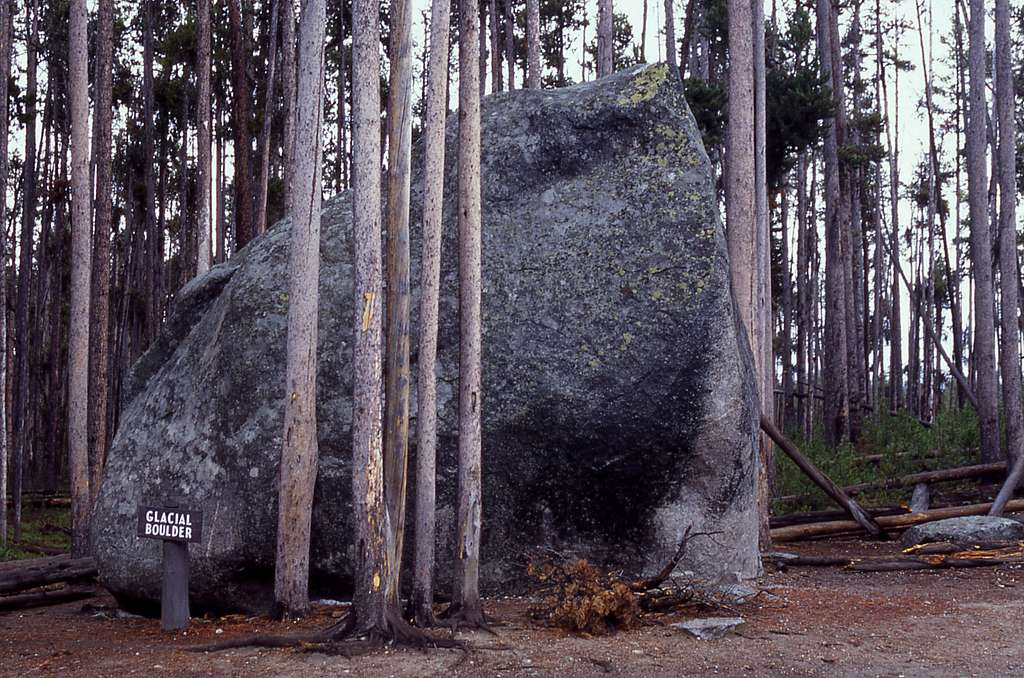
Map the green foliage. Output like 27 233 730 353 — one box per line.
683 77 727 149
1 506 71 562
773 408 980 514
584 13 640 73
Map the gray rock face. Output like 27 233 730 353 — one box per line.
92 64 760 613
901 516 1024 548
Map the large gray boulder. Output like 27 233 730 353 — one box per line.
901 516 1024 548
92 64 760 613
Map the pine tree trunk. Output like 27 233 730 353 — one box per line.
0 0 11 550
990 0 1023 511
526 0 540 89
383 0 414 609
13 0 39 543
281 0 297 213
68 0 92 557
663 0 676 78
351 0 389 634
273 0 326 619
410 0 451 627
451 0 485 624
816 0 848 445
967 0 998 462
255 0 280 238
88 0 114 504
504 0 514 89
489 0 502 90
597 0 613 77
229 0 255 250
196 0 212 275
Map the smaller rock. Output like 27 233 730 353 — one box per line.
709 583 759 604
901 516 1024 548
672 617 745 640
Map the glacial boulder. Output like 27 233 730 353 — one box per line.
92 64 760 613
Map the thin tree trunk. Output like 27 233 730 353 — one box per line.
229 0 256 250
967 0 998 462
351 0 389 634
281 0 297 212
504 0 514 89
255 0 280 238
410 0 451 627
663 0 676 78
196 0 212 275
13 0 39 543
0 0 11 550
598 0 613 77
816 0 848 445
990 0 1022 514
489 0 502 90
450 0 485 625
273 0 326 619
68 0 93 557
383 0 414 609
88 0 114 505
526 0 540 89
335 5 346 192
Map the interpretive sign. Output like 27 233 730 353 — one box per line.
137 498 201 631
137 506 203 543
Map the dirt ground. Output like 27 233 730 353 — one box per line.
2 538 1023 677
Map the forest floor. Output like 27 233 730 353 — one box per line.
2 537 1023 677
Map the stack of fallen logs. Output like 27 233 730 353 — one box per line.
765 541 1024 572
0 554 97 612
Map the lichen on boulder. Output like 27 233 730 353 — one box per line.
92 64 760 613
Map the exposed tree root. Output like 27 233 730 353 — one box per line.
440 602 496 634
188 606 464 654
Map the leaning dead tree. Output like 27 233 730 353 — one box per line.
760 416 887 539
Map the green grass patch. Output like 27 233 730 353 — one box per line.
773 407 981 514
1 505 71 562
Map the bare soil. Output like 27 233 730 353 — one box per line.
2 538 1023 677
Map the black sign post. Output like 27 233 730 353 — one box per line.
137 498 203 632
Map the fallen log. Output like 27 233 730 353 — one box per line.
775 462 1007 505
0 556 97 594
0 585 95 613
760 416 888 540
770 506 907 529
771 499 1024 542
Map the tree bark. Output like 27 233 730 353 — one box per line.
383 0 414 609
410 0 452 628
196 0 212 275
489 0 502 91
281 0 297 213
598 0 613 77
87 0 114 507
989 0 1022 515
273 0 327 620
967 0 998 462
504 0 514 89
351 0 389 635
0 0 10 550
255 0 281 239
229 0 256 250
13 0 39 543
816 0 848 445
526 0 541 89
68 0 93 558
450 0 485 625
663 0 676 78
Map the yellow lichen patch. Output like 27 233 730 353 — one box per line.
372 572 381 590
617 63 668 107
